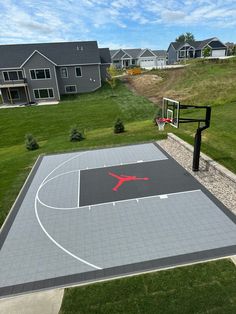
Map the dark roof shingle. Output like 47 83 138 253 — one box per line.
0 41 101 68
99 48 111 64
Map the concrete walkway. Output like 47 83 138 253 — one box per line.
0 289 64 314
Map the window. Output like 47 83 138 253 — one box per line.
60 67 68 78
3 70 23 81
75 67 82 77
7 89 20 100
132 60 135 65
65 85 77 93
113 60 119 63
179 50 186 58
30 69 51 80
33 88 54 99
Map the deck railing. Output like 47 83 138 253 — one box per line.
0 78 28 86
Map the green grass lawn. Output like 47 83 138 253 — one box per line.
0 82 163 226
60 259 236 314
1 67 236 313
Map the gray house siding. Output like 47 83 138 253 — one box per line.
56 65 101 94
23 52 60 102
0 41 110 105
100 64 109 81
167 45 177 64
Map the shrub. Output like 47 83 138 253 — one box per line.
70 126 84 142
25 134 39 151
114 119 125 134
203 46 211 58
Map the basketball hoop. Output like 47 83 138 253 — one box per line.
156 118 172 131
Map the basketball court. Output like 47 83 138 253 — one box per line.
0 143 236 298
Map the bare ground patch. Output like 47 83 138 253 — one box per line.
122 69 188 106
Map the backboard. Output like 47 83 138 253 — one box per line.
162 98 180 128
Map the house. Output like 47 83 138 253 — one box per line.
167 37 227 64
110 48 167 69
0 41 111 105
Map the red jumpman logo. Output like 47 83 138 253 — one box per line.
109 172 149 191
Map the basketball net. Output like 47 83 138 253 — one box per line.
156 118 172 131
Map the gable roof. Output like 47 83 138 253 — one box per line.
110 50 119 57
123 49 142 58
169 38 226 52
0 41 101 69
139 49 156 58
121 53 132 59
110 48 168 60
110 48 142 59
153 50 167 57
20 50 57 67
112 49 126 59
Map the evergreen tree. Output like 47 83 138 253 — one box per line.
114 118 125 134
70 126 84 142
25 134 39 151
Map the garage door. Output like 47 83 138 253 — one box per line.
157 59 165 67
140 59 155 68
212 50 225 57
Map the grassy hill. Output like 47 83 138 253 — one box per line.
128 57 236 172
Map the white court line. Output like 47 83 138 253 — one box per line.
36 156 168 211
79 189 201 210
34 151 102 270
35 197 101 270
37 197 78 210
37 170 79 210
34 145 175 269
77 158 168 173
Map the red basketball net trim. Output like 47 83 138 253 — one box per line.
156 118 172 123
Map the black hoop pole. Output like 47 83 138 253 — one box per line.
192 106 211 171
163 99 212 171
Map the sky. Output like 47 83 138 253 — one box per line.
0 0 235 49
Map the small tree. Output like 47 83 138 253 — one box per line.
25 134 39 151
106 65 118 95
203 46 211 58
114 118 125 134
70 126 84 142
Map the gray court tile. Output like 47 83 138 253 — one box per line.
0 143 236 298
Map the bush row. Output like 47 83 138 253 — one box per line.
25 119 125 151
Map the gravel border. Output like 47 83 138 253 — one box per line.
158 133 236 214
